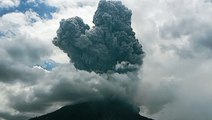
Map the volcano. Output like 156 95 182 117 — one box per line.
29 1 153 120
29 100 153 120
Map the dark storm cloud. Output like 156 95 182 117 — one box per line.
0 112 29 120
53 0 144 73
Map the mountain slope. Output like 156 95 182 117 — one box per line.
29 100 153 120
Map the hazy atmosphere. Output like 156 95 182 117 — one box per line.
0 0 212 120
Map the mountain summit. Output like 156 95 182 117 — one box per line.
29 100 153 120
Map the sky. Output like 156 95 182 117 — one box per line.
0 0 212 120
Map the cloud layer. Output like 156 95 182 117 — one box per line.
0 0 212 120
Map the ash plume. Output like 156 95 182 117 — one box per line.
53 0 144 73
27 1 148 119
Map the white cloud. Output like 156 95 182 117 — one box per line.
0 0 212 120
121 0 212 120
0 0 20 8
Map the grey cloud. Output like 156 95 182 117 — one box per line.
158 1 212 58
9 94 51 113
0 1 143 118
3 1 212 120
76 1 97 8
0 112 29 120
151 69 212 120
136 78 177 114
0 51 46 84
0 59 44 83
0 10 55 119
0 35 52 66
53 0 144 73
7 64 138 114
156 94 212 120
0 23 52 83
191 26 212 51
121 1 212 120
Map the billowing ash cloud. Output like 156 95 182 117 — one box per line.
53 0 144 73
